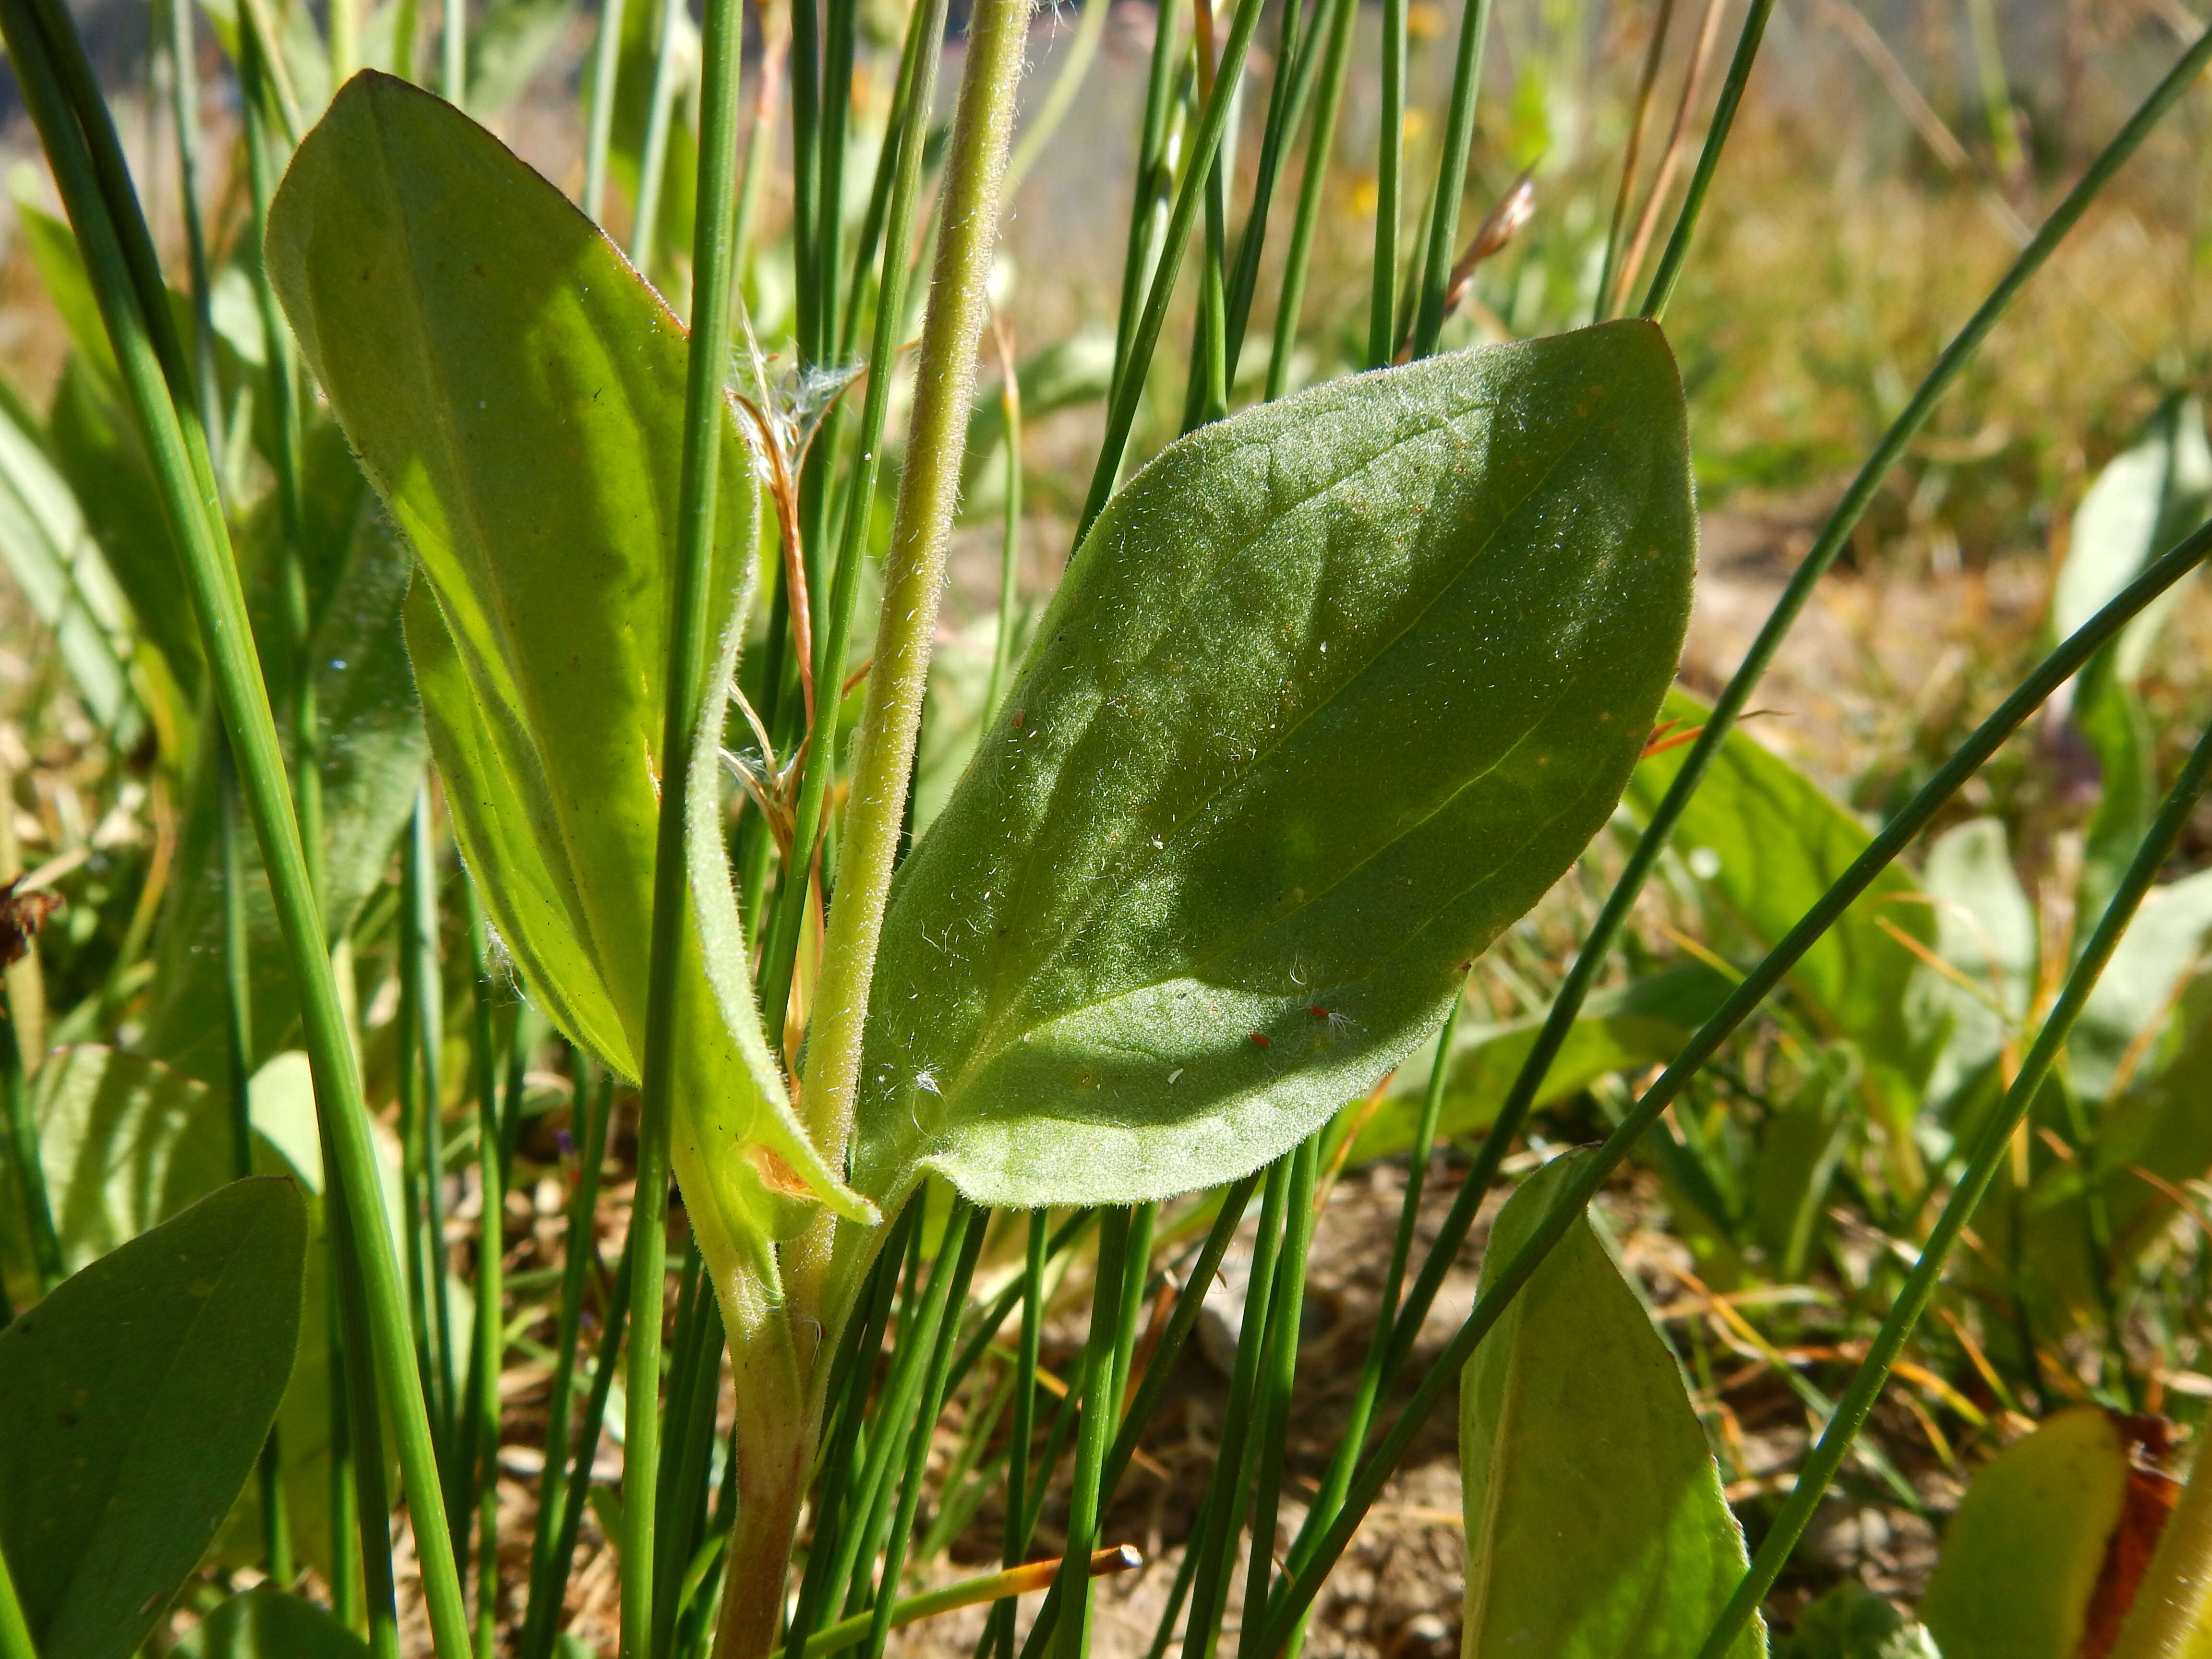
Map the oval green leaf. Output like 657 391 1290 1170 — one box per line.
265 72 852 1272
0 1177 307 1659
1460 1152 1764 1659
857 323 1695 1209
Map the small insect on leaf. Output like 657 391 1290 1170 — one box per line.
0 878 64 968
1250 1033 1271 1048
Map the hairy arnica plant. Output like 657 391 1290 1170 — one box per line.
9 0 2212 1653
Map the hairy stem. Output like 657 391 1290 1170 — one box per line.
797 0 1028 1234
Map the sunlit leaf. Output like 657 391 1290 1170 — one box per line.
266 72 839 1273
1459 1151 1763 1658
1921 1407 2135 1659
861 323 1695 1209
0 1178 306 1659
1626 687 1935 1130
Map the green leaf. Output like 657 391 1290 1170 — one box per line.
47 355 204 701
1748 1043 1859 1281
1344 965 1731 1167
265 73 831 1271
0 1178 307 1659
1459 1152 1764 1659
1774 1585 1939 1659
139 424 427 1085
2052 395 2212 685
0 1044 409 1583
0 386 137 736
173 1588 368 1659
1920 1407 2132 1659
1626 686 1935 1130
1916 817 2034 1116
860 323 1696 1209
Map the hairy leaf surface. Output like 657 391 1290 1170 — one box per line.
860 324 1694 1208
1459 1152 1763 1658
0 1179 305 1659
267 72 842 1269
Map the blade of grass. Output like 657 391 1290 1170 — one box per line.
1401 0 1493 360
1635 0 1778 321
630 0 691 283
1695 711 2212 1657
625 0 765 1623
1048 1206 1133 1659
1264 0 1356 399
1074 0 1268 540
777 1200 918 1659
406 792 457 1463
1592 0 1678 324
754 0 951 1039
1239 1136 1320 1650
1609 0 1725 318
538 1232 636 1659
1365 0 1406 368
987 1211 1049 1659
1108 9 1186 401
1249 519 2212 1658
442 0 466 107
795 0 1031 1245
583 0 630 222
0 3 473 1648
0 988 59 1293
857 1202 986 1659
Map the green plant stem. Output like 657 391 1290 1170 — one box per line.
797 0 1028 1217
220 749 293 1586
1365 0 1406 368
625 0 750 1628
162 0 221 466
0 988 58 1293
520 1063 613 1659
754 0 951 1038
460 886 505 1656
330 1178 407 1659
442 0 466 107
1249 519 2212 1659
1047 1208 1132 1659
1216 0 1330 396
543 1234 635 1659
811 0 855 361
1178 1164 1290 1659
0 4 472 1651
1269 22 2212 1594
860 1202 986 1659
778 1203 916 1659
1241 1138 1319 1648
1264 0 1356 399
1108 14 1185 401
985 340 1022 721
1634 0 1776 321
331 0 360 84
988 1211 1049 1659
1698 712 2212 1656
582 0 629 222
1075 0 1267 541
630 0 688 282
1005 0 1111 194
406 793 456 1458
815 1549 1141 1659
1274 998 1458 1649
1403 0 1491 360
1592 0 1677 324
1010 1180 1259 1659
